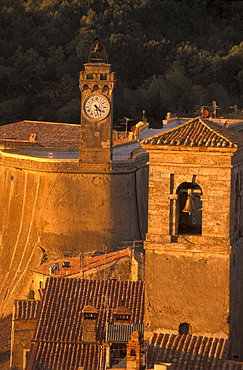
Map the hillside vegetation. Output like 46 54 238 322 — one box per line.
1 0 243 127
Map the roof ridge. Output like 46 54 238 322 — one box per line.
142 117 243 148
23 120 80 127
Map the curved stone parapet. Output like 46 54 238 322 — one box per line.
0 151 148 315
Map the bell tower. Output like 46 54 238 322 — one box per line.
79 39 116 163
142 117 243 360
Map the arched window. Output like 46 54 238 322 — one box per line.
102 85 109 93
177 182 202 235
100 73 107 80
130 349 136 356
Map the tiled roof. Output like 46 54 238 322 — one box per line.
26 342 106 370
32 248 131 277
27 278 143 370
0 315 12 352
14 300 40 321
0 352 10 369
0 120 81 149
147 333 243 369
142 117 243 148
33 277 144 343
0 138 39 147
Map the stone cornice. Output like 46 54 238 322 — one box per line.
0 151 148 174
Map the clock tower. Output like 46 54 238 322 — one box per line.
79 40 116 163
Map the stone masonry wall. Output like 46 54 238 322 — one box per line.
11 319 36 370
144 145 237 343
0 152 148 315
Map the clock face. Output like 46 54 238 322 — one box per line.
83 94 110 120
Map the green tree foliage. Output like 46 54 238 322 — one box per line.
1 0 243 125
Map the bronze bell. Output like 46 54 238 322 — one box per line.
182 189 197 215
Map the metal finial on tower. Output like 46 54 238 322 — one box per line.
88 38 108 63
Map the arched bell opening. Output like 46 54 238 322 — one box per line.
176 181 202 235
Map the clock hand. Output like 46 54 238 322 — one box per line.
94 104 102 112
94 104 102 118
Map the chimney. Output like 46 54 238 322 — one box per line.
112 306 132 324
81 305 98 343
29 133 37 143
126 330 142 370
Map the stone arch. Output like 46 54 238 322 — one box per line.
102 85 109 93
92 84 99 92
82 84 89 91
176 181 202 235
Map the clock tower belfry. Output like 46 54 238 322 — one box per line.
79 40 116 163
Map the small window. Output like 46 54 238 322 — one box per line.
23 349 30 369
83 312 98 320
179 322 190 334
130 349 136 356
102 85 109 93
110 343 126 367
87 73 93 79
177 182 202 235
62 261 71 268
100 73 107 80
113 314 131 321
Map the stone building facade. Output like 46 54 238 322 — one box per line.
0 44 148 316
142 117 243 360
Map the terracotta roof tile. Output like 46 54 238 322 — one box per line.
142 117 243 148
14 300 40 320
27 342 106 370
0 352 10 369
0 120 81 149
32 248 131 277
33 278 144 343
27 278 143 370
146 333 243 370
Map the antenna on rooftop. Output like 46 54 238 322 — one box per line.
121 117 133 136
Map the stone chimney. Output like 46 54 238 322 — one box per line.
29 133 37 143
81 305 99 342
126 330 142 370
112 306 132 324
